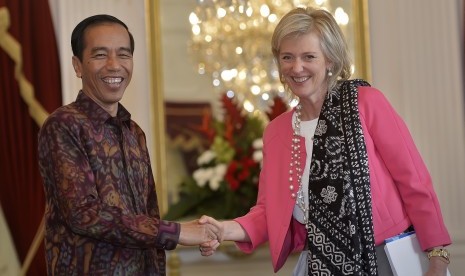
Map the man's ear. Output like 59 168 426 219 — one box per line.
72 56 82 78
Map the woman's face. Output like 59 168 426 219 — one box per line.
278 31 331 102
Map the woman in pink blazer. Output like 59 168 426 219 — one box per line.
200 7 451 276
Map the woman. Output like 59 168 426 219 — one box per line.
199 7 451 275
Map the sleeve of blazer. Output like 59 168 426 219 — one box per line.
233 173 268 252
358 86 451 250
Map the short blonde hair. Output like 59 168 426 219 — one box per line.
271 7 352 91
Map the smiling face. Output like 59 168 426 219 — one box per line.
279 31 331 103
72 23 133 116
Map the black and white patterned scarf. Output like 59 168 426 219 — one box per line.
306 79 378 275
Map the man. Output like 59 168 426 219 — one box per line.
38 14 218 275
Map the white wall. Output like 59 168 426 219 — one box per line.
368 0 465 273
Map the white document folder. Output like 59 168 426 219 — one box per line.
384 232 451 276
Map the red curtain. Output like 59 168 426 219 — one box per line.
0 0 62 275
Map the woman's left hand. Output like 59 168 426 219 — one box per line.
425 257 449 276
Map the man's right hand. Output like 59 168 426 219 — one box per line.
197 215 251 256
178 217 221 246
197 216 224 256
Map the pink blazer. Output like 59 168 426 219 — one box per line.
234 86 451 272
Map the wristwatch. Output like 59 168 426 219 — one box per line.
427 248 450 264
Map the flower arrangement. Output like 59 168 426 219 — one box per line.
164 93 287 220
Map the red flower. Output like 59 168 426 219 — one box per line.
192 108 216 144
266 96 288 121
224 116 235 144
225 156 259 191
225 161 240 191
238 157 256 181
220 94 245 129
238 167 250 181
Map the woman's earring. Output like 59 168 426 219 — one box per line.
327 69 333 77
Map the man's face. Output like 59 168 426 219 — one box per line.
72 23 133 115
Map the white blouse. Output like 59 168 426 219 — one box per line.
292 114 318 224
291 113 318 276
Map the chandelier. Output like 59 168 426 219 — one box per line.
188 0 350 113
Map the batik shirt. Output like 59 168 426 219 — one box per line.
38 91 179 275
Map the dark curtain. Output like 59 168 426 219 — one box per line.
0 0 62 275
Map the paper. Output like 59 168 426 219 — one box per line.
384 232 451 276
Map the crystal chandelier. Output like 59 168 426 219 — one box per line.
188 0 350 113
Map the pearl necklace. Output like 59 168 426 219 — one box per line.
289 104 309 225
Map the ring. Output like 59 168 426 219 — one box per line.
199 247 203 252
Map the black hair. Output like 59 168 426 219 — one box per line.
71 14 135 61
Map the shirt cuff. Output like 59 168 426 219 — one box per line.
156 220 180 250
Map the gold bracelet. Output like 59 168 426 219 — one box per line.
427 248 450 264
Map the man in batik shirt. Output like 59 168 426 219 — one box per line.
38 14 218 275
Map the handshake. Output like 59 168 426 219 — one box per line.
178 215 226 256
